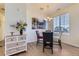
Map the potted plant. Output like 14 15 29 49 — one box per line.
16 21 27 35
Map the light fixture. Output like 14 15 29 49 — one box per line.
40 7 44 10
40 4 50 11
46 17 53 21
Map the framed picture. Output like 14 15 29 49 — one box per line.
32 17 46 29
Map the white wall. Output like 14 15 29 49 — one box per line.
48 4 79 47
5 4 48 43
26 4 48 43
5 3 26 36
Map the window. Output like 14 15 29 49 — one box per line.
53 13 69 32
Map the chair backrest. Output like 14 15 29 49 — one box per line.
45 30 51 32
43 32 53 43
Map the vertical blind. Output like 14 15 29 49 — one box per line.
53 13 69 32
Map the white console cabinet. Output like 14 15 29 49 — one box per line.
5 35 27 56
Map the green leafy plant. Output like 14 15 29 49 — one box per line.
16 20 27 32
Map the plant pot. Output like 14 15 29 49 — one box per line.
20 29 23 35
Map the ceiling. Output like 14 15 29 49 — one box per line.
27 3 73 17
0 3 73 16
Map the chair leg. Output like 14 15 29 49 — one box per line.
51 47 53 54
58 39 62 49
43 45 44 52
50 44 53 54
36 39 39 46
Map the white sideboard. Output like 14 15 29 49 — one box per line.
5 35 27 56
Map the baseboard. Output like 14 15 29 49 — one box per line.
62 42 79 48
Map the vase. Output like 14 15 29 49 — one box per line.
20 29 23 35
10 32 14 36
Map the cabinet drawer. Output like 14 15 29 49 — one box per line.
18 41 26 46
6 48 17 55
18 36 26 41
17 46 26 51
5 37 17 42
6 43 17 49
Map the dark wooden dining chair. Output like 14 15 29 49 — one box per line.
36 31 43 45
43 32 53 54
